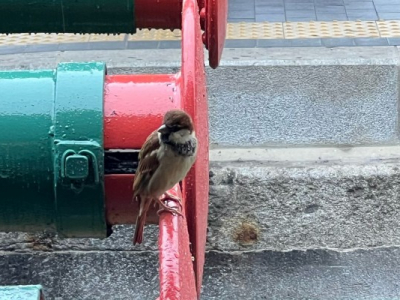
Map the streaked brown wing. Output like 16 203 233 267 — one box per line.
138 129 158 160
133 130 160 198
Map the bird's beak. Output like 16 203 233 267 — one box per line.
157 124 170 134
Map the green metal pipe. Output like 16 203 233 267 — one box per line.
0 70 56 233
0 62 107 238
0 0 135 34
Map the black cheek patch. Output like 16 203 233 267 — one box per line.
160 133 170 143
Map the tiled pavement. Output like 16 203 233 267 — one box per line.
229 0 400 22
1 0 400 52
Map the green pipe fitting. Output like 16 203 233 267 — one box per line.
0 62 107 238
0 0 135 34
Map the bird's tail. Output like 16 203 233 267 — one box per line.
133 197 152 245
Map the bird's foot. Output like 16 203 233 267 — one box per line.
156 198 184 217
152 191 182 208
162 190 182 204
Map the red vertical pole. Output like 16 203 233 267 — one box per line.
158 185 198 300
181 0 209 296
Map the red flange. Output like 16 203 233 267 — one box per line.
201 0 228 69
181 0 209 296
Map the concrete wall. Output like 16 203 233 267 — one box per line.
208 64 399 146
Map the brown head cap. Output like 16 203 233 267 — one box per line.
163 109 194 133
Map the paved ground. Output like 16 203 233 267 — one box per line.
0 1 400 52
229 0 400 22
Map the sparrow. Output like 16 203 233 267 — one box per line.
132 109 198 245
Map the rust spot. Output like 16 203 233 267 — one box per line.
233 221 260 246
26 232 54 252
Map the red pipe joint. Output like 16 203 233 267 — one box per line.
135 0 183 30
135 0 227 68
104 74 181 150
104 74 181 225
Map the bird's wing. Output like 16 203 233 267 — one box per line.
138 129 159 160
133 130 160 198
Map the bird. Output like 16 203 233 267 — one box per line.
132 109 198 245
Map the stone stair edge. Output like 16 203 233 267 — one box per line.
0 47 399 70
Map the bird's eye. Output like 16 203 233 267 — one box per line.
169 125 182 132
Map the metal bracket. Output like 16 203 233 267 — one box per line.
60 148 100 183
55 141 102 189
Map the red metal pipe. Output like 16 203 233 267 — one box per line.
135 0 183 30
104 74 181 149
135 0 206 30
105 174 162 225
103 74 181 225
134 0 226 68
158 184 198 300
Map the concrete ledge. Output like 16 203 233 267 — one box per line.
209 145 400 163
0 47 398 69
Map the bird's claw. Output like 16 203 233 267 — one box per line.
153 191 182 208
156 197 184 218
157 207 184 217
161 191 182 204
